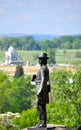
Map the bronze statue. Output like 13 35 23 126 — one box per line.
31 53 50 128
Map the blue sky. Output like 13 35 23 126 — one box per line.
0 0 81 35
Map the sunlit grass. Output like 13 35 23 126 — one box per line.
0 49 81 65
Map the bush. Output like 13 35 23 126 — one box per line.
14 65 24 78
14 108 38 129
0 112 20 130
0 72 34 113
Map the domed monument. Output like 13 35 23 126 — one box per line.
5 46 24 65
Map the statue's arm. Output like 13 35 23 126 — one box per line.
40 68 45 91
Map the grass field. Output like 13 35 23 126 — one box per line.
0 65 78 77
56 49 81 64
0 49 81 65
0 65 40 76
0 49 81 77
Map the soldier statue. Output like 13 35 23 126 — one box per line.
31 53 50 128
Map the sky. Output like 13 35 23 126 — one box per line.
0 0 81 35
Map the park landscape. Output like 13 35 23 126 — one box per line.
0 35 81 130
0 49 81 77
0 0 81 129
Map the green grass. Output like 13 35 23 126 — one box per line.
56 49 81 64
17 50 40 65
0 51 5 62
0 49 81 65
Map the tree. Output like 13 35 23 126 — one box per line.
49 68 81 129
9 76 33 112
39 39 51 51
0 71 8 83
0 71 35 113
61 35 73 43
14 65 24 78
0 36 10 50
73 68 81 123
0 71 12 113
18 36 39 50
47 49 56 65
75 51 81 58
51 38 61 48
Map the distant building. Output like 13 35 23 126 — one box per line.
5 46 24 65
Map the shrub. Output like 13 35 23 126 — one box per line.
14 65 24 78
14 108 38 129
0 112 20 130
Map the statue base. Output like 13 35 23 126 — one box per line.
28 126 55 130
27 124 68 130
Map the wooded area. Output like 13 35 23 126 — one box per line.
0 35 81 50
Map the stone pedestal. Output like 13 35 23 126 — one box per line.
28 126 55 130
22 124 68 130
27 124 68 130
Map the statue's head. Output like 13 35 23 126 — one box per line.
38 53 49 59
38 53 49 65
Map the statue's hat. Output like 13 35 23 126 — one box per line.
38 53 49 59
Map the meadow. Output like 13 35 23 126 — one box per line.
0 49 81 76
55 49 81 64
0 49 81 65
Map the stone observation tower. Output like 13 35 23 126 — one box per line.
5 46 24 65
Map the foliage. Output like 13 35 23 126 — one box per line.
0 35 81 51
0 71 8 83
0 36 41 51
47 103 78 129
39 39 51 51
14 108 38 129
47 48 56 65
14 65 24 78
0 71 35 113
73 68 81 122
14 103 78 130
14 68 81 130
0 112 20 130
49 68 81 129
0 67 81 130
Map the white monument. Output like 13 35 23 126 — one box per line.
5 46 24 65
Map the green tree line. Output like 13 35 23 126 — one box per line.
0 35 81 50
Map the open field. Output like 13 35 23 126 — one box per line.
0 65 78 77
0 65 54 76
0 49 81 65
56 49 81 64
0 66 40 76
0 49 81 77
